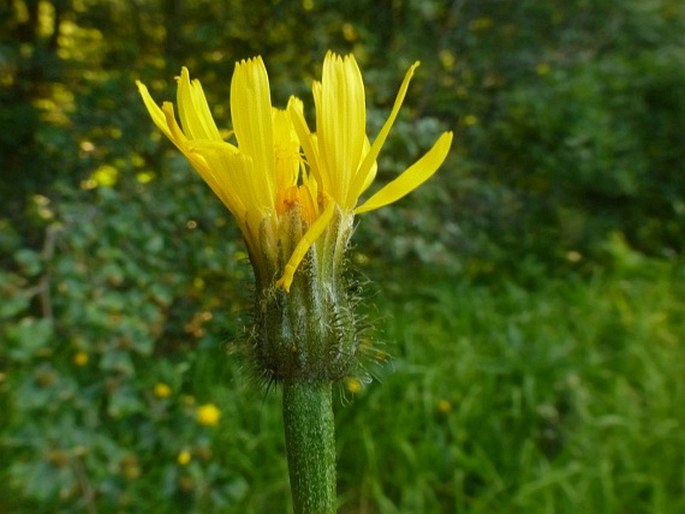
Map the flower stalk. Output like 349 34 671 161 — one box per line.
282 380 336 514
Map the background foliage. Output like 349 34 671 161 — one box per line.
1 0 684 512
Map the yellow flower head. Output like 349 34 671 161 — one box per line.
196 403 221 427
437 399 452 414
73 351 89 366
137 59 309 290
177 449 191 466
154 382 171 398
136 52 452 292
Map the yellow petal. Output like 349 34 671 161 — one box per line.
218 152 267 219
187 139 238 154
272 98 301 192
185 140 245 216
161 102 196 155
136 81 174 140
355 131 453 214
356 136 377 195
289 98 326 192
176 67 223 141
139 91 233 215
276 196 336 292
318 52 366 206
348 61 420 207
230 56 274 204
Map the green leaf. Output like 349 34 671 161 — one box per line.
14 249 42 277
6 317 53 362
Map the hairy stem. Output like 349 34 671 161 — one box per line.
282 380 336 514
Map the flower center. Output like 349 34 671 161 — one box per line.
277 185 318 226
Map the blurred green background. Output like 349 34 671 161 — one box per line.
2 0 684 512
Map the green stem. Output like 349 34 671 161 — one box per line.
282 380 336 514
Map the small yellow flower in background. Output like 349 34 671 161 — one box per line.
566 250 583 263
120 455 141 479
464 114 479 127
73 351 89 366
341 22 358 42
136 171 155 184
536 62 551 76
439 49 456 71
437 399 452 413
196 403 221 426
92 164 119 187
177 450 191 466
154 382 171 398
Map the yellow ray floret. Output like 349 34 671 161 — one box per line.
355 131 453 214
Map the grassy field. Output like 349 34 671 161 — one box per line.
3 249 684 513
177 257 685 513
